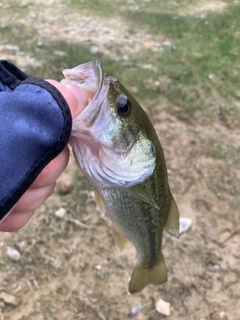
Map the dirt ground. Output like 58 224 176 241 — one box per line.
0 1 240 319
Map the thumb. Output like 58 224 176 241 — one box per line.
45 80 88 119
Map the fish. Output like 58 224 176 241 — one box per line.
60 61 179 294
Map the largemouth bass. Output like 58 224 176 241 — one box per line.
61 61 179 294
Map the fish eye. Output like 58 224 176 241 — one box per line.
116 95 132 117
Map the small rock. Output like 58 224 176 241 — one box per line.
0 291 21 306
94 265 105 279
6 247 21 262
64 249 73 260
57 179 72 194
213 264 220 271
4 44 19 52
128 301 142 318
98 311 107 320
90 45 99 54
219 311 227 319
53 50 66 57
65 217 88 229
94 264 102 271
162 40 172 46
155 299 171 316
55 207 66 219
179 217 192 234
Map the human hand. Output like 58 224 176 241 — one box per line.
0 80 88 232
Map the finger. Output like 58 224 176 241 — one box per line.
12 183 56 213
31 147 69 189
45 80 88 119
0 211 34 232
63 83 89 113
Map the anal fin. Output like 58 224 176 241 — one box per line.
113 227 129 252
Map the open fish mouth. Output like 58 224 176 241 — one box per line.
61 61 108 131
61 60 103 101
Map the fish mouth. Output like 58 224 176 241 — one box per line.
77 60 104 106
61 60 108 132
62 60 103 100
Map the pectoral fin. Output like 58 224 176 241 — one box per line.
113 227 129 252
126 184 160 210
165 193 179 238
94 189 106 215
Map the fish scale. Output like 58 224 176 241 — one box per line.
100 186 160 262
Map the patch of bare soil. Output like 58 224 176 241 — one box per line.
0 1 239 320
189 1 227 14
177 0 230 17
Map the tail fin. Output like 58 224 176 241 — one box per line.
128 256 167 294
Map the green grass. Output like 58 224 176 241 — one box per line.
120 4 240 123
208 142 240 168
69 0 120 16
70 2 240 124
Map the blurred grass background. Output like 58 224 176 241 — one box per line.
1 0 240 127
